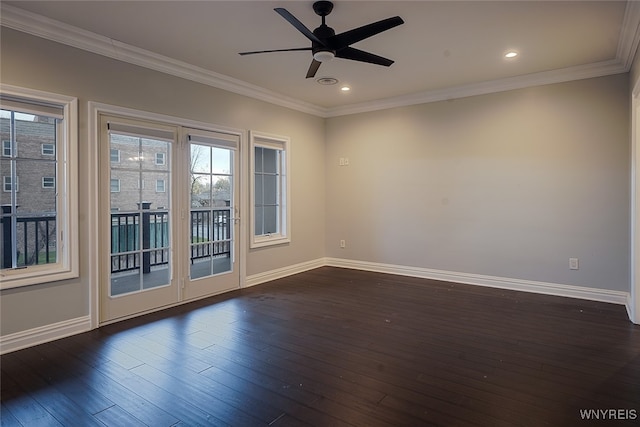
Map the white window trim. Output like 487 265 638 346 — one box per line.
155 152 166 165
110 148 120 163
249 131 290 248
42 176 55 189
2 140 13 157
42 143 55 156
110 178 121 193
3 176 18 192
156 178 166 193
0 84 79 289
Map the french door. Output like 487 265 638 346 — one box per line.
99 115 240 324
182 128 240 301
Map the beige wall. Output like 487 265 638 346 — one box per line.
325 74 630 291
0 28 326 335
0 26 633 338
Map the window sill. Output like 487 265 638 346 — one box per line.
0 264 78 290
251 234 290 249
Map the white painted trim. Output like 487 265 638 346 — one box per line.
0 84 80 289
244 259 325 288
0 316 91 355
249 131 291 249
2 3 638 118
325 258 630 306
325 60 626 117
88 102 101 329
246 257 630 307
87 101 247 325
618 0 640 71
631 81 640 324
88 101 245 138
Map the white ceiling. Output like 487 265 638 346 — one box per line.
1 1 638 117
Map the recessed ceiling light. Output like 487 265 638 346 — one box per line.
340 86 351 92
504 51 518 59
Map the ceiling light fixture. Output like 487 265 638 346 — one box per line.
341 86 351 92
313 50 336 62
504 51 518 59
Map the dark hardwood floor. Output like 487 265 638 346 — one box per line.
2 266 639 426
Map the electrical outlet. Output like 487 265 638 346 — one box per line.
344 157 349 165
340 239 346 248
569 258 579 270
339 157 345 166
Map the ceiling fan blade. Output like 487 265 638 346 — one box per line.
335 47 394 66
306 59 322 78
239 47 311 56
328 16 404 50
275 7 324 45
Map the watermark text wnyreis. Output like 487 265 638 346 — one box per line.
579 409 637 421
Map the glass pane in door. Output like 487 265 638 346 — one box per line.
109 133 171 296
189 144 233 280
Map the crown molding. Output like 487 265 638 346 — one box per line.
324 59 626 117
325 0 640 117
617 0 640 71
2 2 638 118
0 4 326 117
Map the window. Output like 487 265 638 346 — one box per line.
156 179 165 192
2 140 13 157
0 85 78 288
42 177 55 188
110 178 120 192
110 148 120 162
42 143 55 156
250 131 290 248
155 152 165 165
3 176 18 192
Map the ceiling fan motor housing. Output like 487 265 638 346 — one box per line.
312 24 336 59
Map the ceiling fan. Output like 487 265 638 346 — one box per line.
239 1 404 78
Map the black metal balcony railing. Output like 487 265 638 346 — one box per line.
111 209 171 274
1 205 57 269
110 207 231 274
190 209 231 264
1 205 231 273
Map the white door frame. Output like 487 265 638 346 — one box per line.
631 82 640 325
88 102 247 328
181 128 241 301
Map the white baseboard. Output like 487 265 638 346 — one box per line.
325 257 630 306
0 315 92 355
1 258 631 354
626 293 636 323
244 258 325 288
